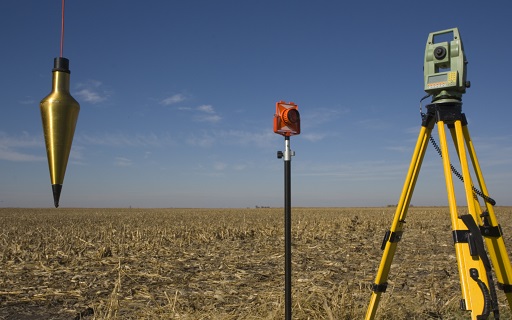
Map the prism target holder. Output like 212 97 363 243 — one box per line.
274 101 300 137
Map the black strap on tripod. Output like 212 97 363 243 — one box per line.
460 214 499 319
418 95 496 206
428 136 496 206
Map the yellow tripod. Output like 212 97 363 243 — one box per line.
365 101 512 320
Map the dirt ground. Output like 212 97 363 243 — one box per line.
1 207 512 319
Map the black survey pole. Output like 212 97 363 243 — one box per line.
280 136 293 320
284 136 292 320
274 100 299 320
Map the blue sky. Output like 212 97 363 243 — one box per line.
1 1 512 208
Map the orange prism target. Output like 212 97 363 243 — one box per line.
273 101 300 137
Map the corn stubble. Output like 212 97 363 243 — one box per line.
1 207 512 319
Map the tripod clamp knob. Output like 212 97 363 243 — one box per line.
277 150 295 160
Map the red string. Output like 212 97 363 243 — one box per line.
60 0 65 57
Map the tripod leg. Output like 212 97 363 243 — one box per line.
461 122 512 310
365 124 432 320
442 120 492 319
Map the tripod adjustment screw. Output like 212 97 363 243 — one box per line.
277 151 283 159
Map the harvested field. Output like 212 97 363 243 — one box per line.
1 207 512 319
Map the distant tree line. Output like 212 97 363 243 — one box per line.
387 204 414 207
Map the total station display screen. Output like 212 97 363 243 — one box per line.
428 74 447 84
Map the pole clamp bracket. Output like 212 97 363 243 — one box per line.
381 230 403 250
497 282 512 293
480 224 503 238
372 283 388 293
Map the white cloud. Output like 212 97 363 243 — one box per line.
114 157 132 167
186 130 279 148
213 162 227 171
196 114 222 123
77 132 175 148
197 104 215 113
0 132 41 148
302 106 350 128
184 129 280 149
194 161 248 178
186 133 216 147
194 105 222 123
175 103 222 123
0 147 45 162
69 145 87 165
75 80 108 104
301 133 326 142
234 164 247 171
213 130 277 148
19 99 36 105
0 132 45 162
76 89 104 103
296 160 407 182
160 93 186 106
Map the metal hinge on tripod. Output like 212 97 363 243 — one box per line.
372 283 388 293
480 211 503 238
380 230 403 250
452 230 480 257
480 225 503 238
497 282 512 293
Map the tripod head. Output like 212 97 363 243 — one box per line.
424 28 470 103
